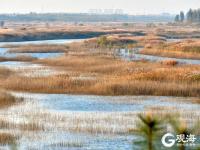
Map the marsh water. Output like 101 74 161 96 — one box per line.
0 39 83 46
0 39 82 59
12 93 200 112
118 48 200 64
2 92 200 150
0 39 200 149
0 39 82 76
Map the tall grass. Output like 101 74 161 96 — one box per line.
0 54 200 97
1 76 200 97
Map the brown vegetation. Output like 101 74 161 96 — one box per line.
8 44 69 53
0 91 23 108
160 60 178 66
0 67 13 78
0 55 37 62
0 23 145 42
0 24 200 97
141 40 200 59
0 53 199 97
0 133 17 145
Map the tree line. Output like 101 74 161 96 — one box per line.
175 8 200 23
0 13 173 23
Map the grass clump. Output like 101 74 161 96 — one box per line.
0 91 23 108
0 132 17 146
160 60 178 66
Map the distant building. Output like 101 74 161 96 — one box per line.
88 9 124 15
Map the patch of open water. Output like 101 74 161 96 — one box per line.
0 39 84 59
12 93 200 112
118 48 200 65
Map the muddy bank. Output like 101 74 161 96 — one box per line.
0 31 145 42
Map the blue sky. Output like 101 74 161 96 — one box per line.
0 0 200 14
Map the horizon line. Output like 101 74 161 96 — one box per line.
0 12 176 16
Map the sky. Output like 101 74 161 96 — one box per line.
0 0 200 15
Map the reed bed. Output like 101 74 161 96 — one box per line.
1 105 199 135
0 119 44 131
0 67 13 78
0 100 137 134
0 54 199 96
141 39 200 59
0 55 37 62
8 44 69 53
1 75 199 96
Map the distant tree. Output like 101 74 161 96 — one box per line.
187 8 193 22
0 21 4 28
193 9 198 22
197 9 200 22
180 11 185 22
174 14 180 22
